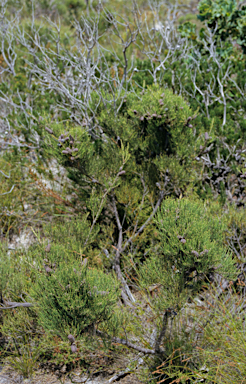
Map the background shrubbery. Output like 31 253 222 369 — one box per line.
0 0 246 382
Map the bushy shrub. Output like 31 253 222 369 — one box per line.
137 197 238 382
32 261 120 340
196 291 246 383
198 0 246 53
94 84 202 194
1 0 246 380
139 197 237 312
154 285 246 384
38 85 205 274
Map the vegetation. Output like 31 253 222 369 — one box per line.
0 0 246 382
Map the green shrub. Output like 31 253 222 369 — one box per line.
154 286 246 384
39 85 205 273
139 197 237 311
1 0 246 379
137 197 238 382
197 0 246 53
32 260 120 340
1 309 42 379
94 84 202 194
196 291 246 383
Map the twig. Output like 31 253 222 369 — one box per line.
0 301 34 310
96 329 156 355
0 184 15 196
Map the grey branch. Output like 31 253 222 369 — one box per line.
0 184 15 196
0 301 34 309
96 329 157 355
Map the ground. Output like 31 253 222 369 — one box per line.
0 365 144 383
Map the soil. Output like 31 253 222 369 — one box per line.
0 366 144 384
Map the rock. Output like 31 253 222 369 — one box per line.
60 365 66 373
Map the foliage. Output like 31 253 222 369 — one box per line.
120 197 236 382
0 244 12 299
32 262 120 340
137 197 237 331
0 0 246 381
0 233 121 373
154 285 246 384
2 321 42 379
38 85 206 276
197 0 246 54
6 338 41 379
0 245 30 302
94 84 202 197
224 204 246 264
197 292 246 383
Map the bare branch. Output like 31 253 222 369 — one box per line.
0 301 34 309
0 184 15 196
96 329 156 355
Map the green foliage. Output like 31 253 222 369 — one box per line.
154 286 246 384
125 84 199 159
132 59 155 88
0 246 41 374
6 337 41 379
196 294 246 383
197 0 246 53
0 141 75 235
53 0 86 18
0 152 28 235
198 0 238 23
178 21 197 40
139 197 237 311
223 204 246 264
37 216 102 266
0 245 30 302
39 85 205 276
94 84 202 196
1 0 246 380
1 314 42 379
0 244 12 298
32 259 120 340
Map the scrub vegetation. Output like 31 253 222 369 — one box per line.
0 0 246 382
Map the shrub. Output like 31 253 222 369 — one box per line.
197 0 246 54
32 259 120 340
137 197 238 382
94 84 202 195
154 285 246 384
139 196 237 316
